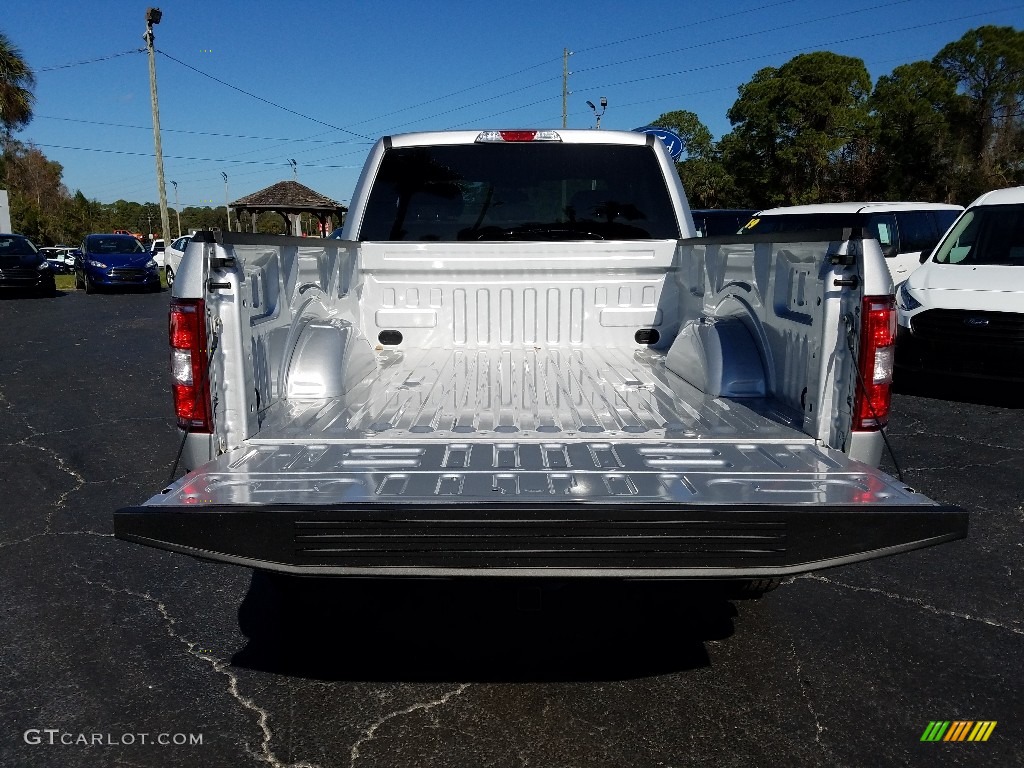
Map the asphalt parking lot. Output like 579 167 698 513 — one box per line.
1 287 1021 768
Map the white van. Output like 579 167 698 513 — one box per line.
740 202 963 284
896 186 1024 381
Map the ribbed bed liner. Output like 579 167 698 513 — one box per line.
144 344 933 508
124 344 965 573
254 345 807 443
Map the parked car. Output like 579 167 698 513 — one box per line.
148 238 166 268
74 234 162 293
896 186 1024 382
39 247 74 274
0 234 57 295
690 209 758 237
164 235 192 288
739 202 963 285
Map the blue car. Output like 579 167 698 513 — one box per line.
74 234 162 293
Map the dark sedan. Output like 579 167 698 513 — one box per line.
74 234 162 293
0 234 57 296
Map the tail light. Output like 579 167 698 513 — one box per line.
853 295 896 431
169 298 211 432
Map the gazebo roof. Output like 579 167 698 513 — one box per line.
230 180 346 214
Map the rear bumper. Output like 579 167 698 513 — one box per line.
114 502 968 578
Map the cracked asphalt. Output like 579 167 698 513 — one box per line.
1 288 1021 768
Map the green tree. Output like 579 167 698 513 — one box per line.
181 205 229 231
933 25 1024 199
651 110 736 207
868 61 959 201
65 190 96 243
0 31 35 137
722 51 873 206
2 139 68 243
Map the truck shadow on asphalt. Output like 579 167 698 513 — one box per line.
232 574 744 682
893 369 1023 409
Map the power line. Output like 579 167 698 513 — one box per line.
64 5 800 188
581 6 1024 93
573 0 915 75
34 115 370 145
31 143 363 169
342 57 565 131
37 48 144 72
41 2 1019 202
573 0 805 55
156 49 375 141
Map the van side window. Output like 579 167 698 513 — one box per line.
895 211 938 254
866 214 898 256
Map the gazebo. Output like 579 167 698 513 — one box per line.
229 180 347 236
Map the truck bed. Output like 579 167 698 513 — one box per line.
115 226 967 578
253 345 806 443
119 345 965 576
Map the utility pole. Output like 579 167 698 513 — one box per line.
221 172 231 231
562 48 572 129
144 8 171 246
170 180 182 237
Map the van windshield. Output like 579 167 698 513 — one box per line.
933 205 1024 266
358 143 680 241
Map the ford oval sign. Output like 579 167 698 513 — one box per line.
634 127 685 160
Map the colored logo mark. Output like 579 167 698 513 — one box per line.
921 721 997 742
632 126 685 160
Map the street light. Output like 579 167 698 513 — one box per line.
221 171 231 231
170 180 182 238
586 96 607 129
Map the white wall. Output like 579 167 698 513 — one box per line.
0 190 11 233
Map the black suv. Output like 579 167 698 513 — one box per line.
0 234 57 296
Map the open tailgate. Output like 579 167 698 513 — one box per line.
115 439 967 577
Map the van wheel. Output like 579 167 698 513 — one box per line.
84 274 96 294
165 267 174 288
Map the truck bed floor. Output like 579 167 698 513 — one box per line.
254 346 807 443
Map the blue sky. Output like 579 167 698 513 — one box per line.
4 0 1022 213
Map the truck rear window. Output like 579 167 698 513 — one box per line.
358 143 680 241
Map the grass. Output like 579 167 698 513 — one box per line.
54 269 169 292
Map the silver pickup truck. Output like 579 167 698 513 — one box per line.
114 129 966 594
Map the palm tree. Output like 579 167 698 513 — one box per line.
0 31 35 136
